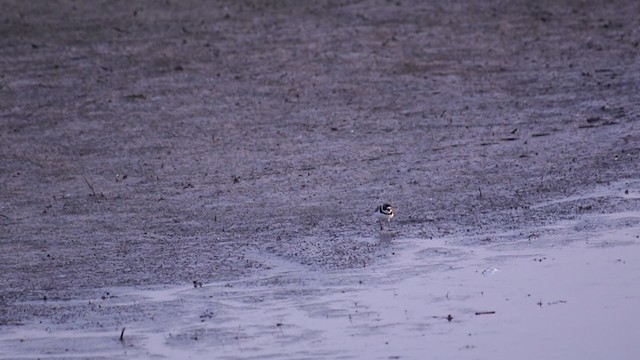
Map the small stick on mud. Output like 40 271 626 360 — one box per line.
119 327 126 342
83 176 97 197
475 311 495 315
478 187 483 198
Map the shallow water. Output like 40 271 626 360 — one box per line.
2 210 639 359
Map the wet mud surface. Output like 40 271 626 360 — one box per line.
1 188 639 359
1 0 640 358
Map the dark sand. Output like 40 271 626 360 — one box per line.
1 1 639 358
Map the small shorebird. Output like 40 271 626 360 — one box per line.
374 203 394 230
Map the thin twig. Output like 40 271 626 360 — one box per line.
475 311 496 315
120 327 126 342
82 176 97 197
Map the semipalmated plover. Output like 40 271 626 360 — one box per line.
374 203 394 230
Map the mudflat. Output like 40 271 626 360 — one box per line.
1 1 639 358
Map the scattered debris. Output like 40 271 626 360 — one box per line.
181 182 194 189
547 300 567 306
82 176 97 197
475 311 495 316
481 268 499 276
125 94 146 100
